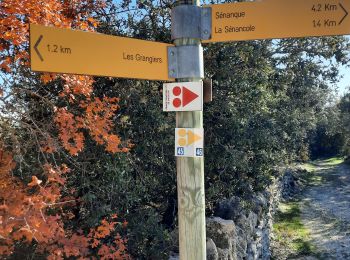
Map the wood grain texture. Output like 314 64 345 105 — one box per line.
174 0 206 257
176 154 206 260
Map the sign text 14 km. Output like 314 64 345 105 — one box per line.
205 0 350 43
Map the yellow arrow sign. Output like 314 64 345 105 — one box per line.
187 130 202 146
205 0 350 43
30 24 174 81
177 128 202 146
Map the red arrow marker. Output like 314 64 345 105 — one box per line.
182 87 199 107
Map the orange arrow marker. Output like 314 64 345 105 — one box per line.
187 130 202 145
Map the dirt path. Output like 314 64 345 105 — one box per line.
299 161 350 259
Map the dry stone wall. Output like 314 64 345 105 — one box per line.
169 168 299 260
206 169 299 260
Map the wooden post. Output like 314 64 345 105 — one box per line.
173 0 206 259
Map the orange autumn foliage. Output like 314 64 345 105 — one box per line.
0 0 101 70
87 215 130 260
0 146 130 259
0 146 71 255
0 0 131 258
54 96 130 155
0 0 131 155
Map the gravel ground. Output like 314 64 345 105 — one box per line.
299 161 350 259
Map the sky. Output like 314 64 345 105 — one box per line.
338 64 350 96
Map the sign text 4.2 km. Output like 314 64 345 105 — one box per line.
205 0 350 43
30 24 174 81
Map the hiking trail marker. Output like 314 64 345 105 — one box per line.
163 82 203 111
205 0 350 43
29 1 350 258
30 24 174 81
175 128 204 158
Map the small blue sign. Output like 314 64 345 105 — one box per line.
196 148 203 157
177 147 185 156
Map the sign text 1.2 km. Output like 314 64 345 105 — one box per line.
206 0 350 43
30 24 174 81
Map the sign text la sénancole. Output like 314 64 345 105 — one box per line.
205 0 350 43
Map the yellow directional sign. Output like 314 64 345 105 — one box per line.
205 0 350 43
30 24 174 81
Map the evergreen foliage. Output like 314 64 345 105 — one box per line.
1 0 349 258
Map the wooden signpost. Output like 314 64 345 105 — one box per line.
29 0 350 259
205 0 350 42
30 24 174 81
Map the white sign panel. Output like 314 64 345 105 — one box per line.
163 82 203 111
175 128 204 157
